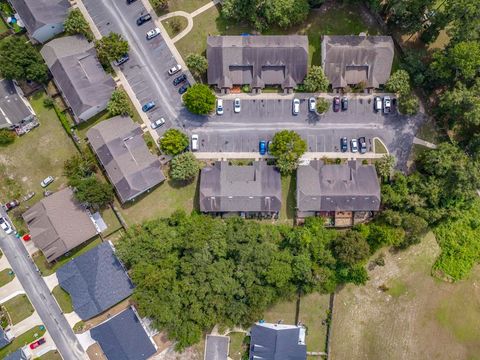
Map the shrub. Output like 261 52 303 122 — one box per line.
170 152 200 182
43 97 54 109
64 8 93 41
186 54 208 79
159 129 189 156
386 70 411 96
398 94 419 115
0 129 16 146
303 66 329 93
316 97 329 114
183 84 215 115
107 89 133 117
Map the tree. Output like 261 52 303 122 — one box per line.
385 0 435 34
303 66 329 93
444 0 480 44
430 41 480 83
159 129 189 156
151 0 168 10
107 89 133 117
64 154 96 180
385 70 411 96
438 79 480 129
316 97 329 114
332 230 370 267
95 32 129 68
182 84 216 115
186 54 208 79
170 152 200 182
398 94 419 115
375 154 395 181
64 8 93 41
270 130 307 174
0 37 48 83
71 177 113 209
0 130 16 146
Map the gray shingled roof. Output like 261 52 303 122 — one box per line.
10 0 69 34
200 161 282 213
4 349 28 360
91 307 156 360
249 323 307 360
207 36 308 89
0 326 11 349
86 116 165 203
205 335 229 360
57 242 134 320
321 35 394 88
0 79 34 128
22 188 98 263
40 36 115 122
296 160 380 213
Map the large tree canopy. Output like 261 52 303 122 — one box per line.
270 130 307 174
182 84 216 115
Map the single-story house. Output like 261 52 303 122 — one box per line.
40 35 115 123
4 348 29 360
207 35 308 94
296 160 380 226
90 307 157 360
0 325 12 349
22 188 98 263
321 35 394 90
0 79 35 130
9 0 69 43
86 116 165 204
199 161 282 217
204 335 229 360
56 242 134 320
249 322 307 360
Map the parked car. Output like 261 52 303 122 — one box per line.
358 137 367 154
146 27 161 40
0 217 13 235
259 140 267 155
142 101 155 112
308 97 316 112
126 0 137 4
216 99 224 115
22 234 31 242
374 96 382 112
4 200 19 212
350 138 359 153
43 190 54 197
292 98 300 115
333 97 340 112
151 118 165 129
340 137 348 152
173 73 187 86
29 338 46 350
234 98 241 113
137 14 152 26
168 64 182 75
191 134 199 151
113 54 129 66
22 192 35 202
341 97 348 111
178 82 190 94
267 141 272 155
383 96 391 114
40 176 54 188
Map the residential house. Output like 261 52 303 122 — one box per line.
40 35 115 123
0 325 12 349
296 160 380 226
22 188 98 263
56 242 134 320
0 79 35 130
207 35 308 94
9 0 69 43
249 322 307 360
204 335 229 360
86 116 165 204
199 161 282 217
4 348 30 360
321 35 394 90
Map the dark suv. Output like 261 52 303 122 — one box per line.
136 14 152 26
173 73 187 86
358 137 367 154
340 137 348 152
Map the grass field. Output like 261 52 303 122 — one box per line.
100 207 123 237
228 332 248 360
2 294 35 325
0 268 15 287
36 350 63 360
0 326 46 359
162 16 188 38
279 175 296 225
374 138 388 154
330 232 480 360
52 285 74 313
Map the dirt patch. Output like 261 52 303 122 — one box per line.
82 299 132 331
86 343 107 360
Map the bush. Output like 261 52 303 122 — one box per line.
71 177 114 210
183 84 215 115
95 32 129 69
43 97 54 109
170 17 182 33
159 129 189 156
398 94 419 115
0 129 16 146
107 89 133 117
303 66 329 93
64 8 93 41
170 152 199 182
186 54 208 79
316 97 329 114
386 70 411 96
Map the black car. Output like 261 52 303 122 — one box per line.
340 137 348 152
136 14 152 26
173 73 187 86
341 97 348 111
333 97 340 112
179 82 190 94
358 137 367 154
126 0 137 4
113 53 129 66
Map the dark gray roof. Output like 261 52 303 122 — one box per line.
296 160 380 213
22 188 98 263
321 35 394 88
250 323 306 360
200 161 282 213
0 326 11 349
86 116 165 203
10 0 69 34
4 349 28 360
0 79 34 128
40 36 115 122
91 307 156 360
207 36 308 89
57 242 134 320
205 335 229 360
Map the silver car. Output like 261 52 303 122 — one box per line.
146 27 161 40
234 98 241 113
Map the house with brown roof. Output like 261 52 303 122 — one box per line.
321 35 394 90
207 35 308 94
22 188 98 262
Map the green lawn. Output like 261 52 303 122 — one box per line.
35 350 63 360
298 292 330 352
52 285 74 313
168 0 210 13
0 326 46 359
100 207 124 238
279 175 296 224
374 138 388 154
33 237 102 276
2 294 35 325
0 16 8 34
162 16 188 38
0 268 15 287
263 297 297 325
228 332 248 360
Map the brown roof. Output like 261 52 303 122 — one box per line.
23 188 97 262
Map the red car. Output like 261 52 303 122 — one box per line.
29 337 46 349
333 97 341 112
4 200 19 211
22 234 31 242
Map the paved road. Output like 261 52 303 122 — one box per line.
0 225 85 360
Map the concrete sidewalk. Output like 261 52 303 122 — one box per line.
11 311 42 335
43 273 59 292
0 280 24 303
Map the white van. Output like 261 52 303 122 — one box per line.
191 134 199 151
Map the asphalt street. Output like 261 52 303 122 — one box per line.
0 222 85 360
